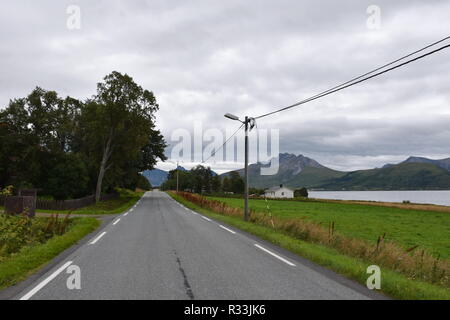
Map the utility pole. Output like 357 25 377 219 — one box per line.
224 113 252 221
244 116 249 221
176 161 179 193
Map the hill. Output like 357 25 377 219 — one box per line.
141 168 168 187
319 162 450 190
221 153 450 190
221 153 346 189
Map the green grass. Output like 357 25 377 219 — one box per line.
0 217 100 289
208 197 450 261
37 192 144 215
170 192 450 300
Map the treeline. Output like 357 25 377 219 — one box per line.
0 71 166 200
160 165 266 195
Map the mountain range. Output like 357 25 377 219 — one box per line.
222 153 450 190
141 166 187 187
142 153 450 190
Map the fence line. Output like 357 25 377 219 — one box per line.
1 193 118 211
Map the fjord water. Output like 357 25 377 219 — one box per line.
309 190 450 206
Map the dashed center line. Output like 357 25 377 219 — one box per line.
219 225 236 234
113 218 121 225
90 231 107 245
254 244 296 267
20 261 73 300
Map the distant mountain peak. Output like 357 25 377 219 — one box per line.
401 156 450 171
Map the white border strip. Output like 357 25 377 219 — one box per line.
254 244 296 266
201 216 212 222
20 261 73 300
219 225 236 234
89 231 107 245
113 218 121 225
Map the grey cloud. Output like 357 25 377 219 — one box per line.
1 0 449 172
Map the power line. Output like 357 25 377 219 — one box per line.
255 36 450 120
203 123 244 163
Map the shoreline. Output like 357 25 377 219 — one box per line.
309 197 450 213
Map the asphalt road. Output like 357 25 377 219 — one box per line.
13 191 384 300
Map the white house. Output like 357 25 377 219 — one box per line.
264 184 294 199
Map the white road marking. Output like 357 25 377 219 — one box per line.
20 261 73 300
113 218 121 225
201 216 212 222
219 225 236 234
124 211 129 216
89 231 107 245
254 244 296 267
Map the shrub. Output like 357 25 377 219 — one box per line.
294 187 308 198
0 186 13 196
0 213 71 260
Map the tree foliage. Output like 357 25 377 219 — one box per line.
160 167 245 194
0 72 166 200
294 187 309 198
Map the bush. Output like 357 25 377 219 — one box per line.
0 214 71 259
0 186 13 196
294 187 308 198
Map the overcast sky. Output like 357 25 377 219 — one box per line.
1 0 449 173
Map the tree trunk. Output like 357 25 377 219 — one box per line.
95 131 113 203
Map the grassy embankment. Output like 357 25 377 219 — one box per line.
169 192 450 300
37 189 144 215
0 214 100 289
209 196 450 260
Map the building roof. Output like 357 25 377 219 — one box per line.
265 185 293 192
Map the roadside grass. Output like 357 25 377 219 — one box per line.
169 192 450 300
208 196 450 261
37 191 144 215
0 217 100 290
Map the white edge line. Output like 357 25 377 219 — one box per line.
254 244 296 266
113 218 121 225
219 225 236 234
20 261 73 300
124 212 129 216
201 216 212 222
89 231 107 245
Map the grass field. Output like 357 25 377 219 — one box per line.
208 197 450 261
171 192 450 300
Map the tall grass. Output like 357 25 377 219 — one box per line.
0 213 71 259
177 192 449 288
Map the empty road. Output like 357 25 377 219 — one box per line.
14 191 383 300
